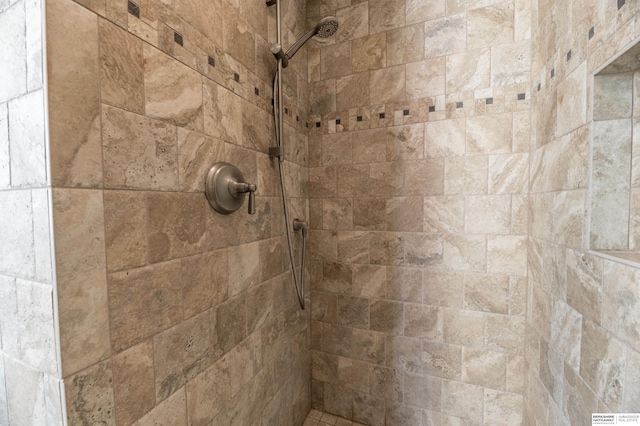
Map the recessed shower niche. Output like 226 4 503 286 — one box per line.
590 39 640 264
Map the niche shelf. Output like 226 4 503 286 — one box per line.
589 40 640 265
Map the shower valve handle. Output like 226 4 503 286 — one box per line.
231 182 257 215
205 162 257 215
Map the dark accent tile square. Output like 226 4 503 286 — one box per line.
517 93 525 100
234 72 240 82
589 26 595 40
403 109 409 116
428 106 435 112
618 0 625 9
208 56 215 67
271 98 274 106
285 108 289 115
486 97 493 105
456 101 463 108
550 68 555 78
306 123 309 128
296 115 299 121
127 0 140 18
357 115 363 122
566 50 572 61
336 119 341 125
316 122 321 128
379 113 385 119
254 87 259 96
174 32 183 46
537 82 541 91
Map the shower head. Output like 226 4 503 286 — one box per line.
285 16 339 61
315 16 339 38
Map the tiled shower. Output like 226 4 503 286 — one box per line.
1 0 640 425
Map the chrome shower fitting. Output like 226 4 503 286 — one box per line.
270 16 339 69
205 162 257 215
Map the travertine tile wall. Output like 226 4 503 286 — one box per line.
526 0 640 425
0 0 66 423
307 0 531 424
45 0 312 423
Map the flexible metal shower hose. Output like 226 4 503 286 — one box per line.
273 68 306 310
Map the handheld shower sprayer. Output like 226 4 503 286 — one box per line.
271 16 339 68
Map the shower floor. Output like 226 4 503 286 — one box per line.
303 409 367 426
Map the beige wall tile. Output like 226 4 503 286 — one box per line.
336 72 370 110
602 261 640 353
406 57 445 99
153 310 215 401
108 260 183 352
487 315 525 355
624 348 640 411
446 48 491 93
489 154 529 194
421 342 462 380
444 156 488 195
227 241 260 297
386 124 424 161
467 2 514 49
181 250 228 319
99 18 144 113
47 0 102 187
424 196 464 234
463 348 507 390
368 0 405 34
351 33 386 73
386 197 423 232
464 274 509 314
65 360 115 425
424 118 466 157
370 300 403 335
492 39 531 86
222 6 255 70
407 0 445 24
404 372 441 410
132 386 187 426
443 234 486 273
465 195 511 234
443 308 484 347
441 380 483 421
424 13 466 57
143 44 203 131
369 162 405 197
321 41 352 80
593 72 633 121
102 105 178 190
590 118 632 249
370 65 406 104
386 267 422 302
203 80 242 144
338 231 370 264
487 235 527 276
147 192 208 262
353 264 386 299
484 389 523 425
335 2 369 43
112 340 155 425
104 190 148 272
337 295 369 329
580 318 627 410
53 189 110 376
404 304 442 340
562 363 597 425
556 61 587 137
466 112 513 154
322 133 353 165
387 25 424 66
